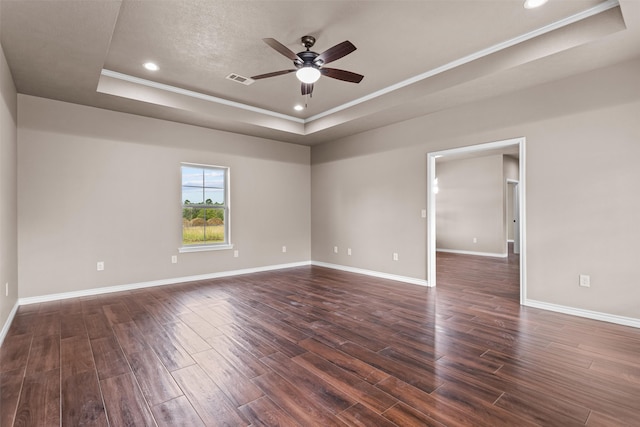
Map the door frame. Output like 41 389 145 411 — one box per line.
427 137 526 304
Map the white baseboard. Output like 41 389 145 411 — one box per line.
3 260 428 341
18 261 311 306
16 259 429 308
7 262 638 341
312 261 429 287
436 248 507 258
0 301 20 348
525 299 640 329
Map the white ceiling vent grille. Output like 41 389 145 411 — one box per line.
226 73 255 85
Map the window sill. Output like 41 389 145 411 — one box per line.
179 244 233 253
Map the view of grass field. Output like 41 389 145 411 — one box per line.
182 224 224 244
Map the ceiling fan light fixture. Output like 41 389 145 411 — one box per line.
523 0 548 9
296 67 321 84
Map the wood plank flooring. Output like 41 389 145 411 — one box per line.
2 252 639 426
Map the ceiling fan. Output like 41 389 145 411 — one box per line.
251 35 364 96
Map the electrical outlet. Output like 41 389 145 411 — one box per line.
393 252 399 261
473 237 477 243
579 274 591 288
234 250 239 258
282 246 287 253
421 209 427 218
333 246 338 254
97 261 104 271
171 255 177 264
347 248 352 256
5 282 8 297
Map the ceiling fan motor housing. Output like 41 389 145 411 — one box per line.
295 50 321 69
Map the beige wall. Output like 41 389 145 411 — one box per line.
503 155 519 181
17 96 311 298
436 154 505 255
6 54 640 326
311 146 427 278
311 58 640 319
0 42 18 336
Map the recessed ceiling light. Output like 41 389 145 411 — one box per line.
143 62 159 71
294 105 304 111
524 0 548 9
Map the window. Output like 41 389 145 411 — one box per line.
180 163 230 251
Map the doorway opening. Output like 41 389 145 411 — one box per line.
427 137 526 304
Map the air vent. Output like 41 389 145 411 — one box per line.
226 73 254 85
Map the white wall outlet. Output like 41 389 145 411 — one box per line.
393 252 399 261
5 282 8 297
97 261 104 271
347 248 352 256
234 250 239 258
421 209 427 218
473 237 477 243
282 246 287 253
333 246 338 254
171 255 178 264
579 274 591 287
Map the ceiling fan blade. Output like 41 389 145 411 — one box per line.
262 38 299 61
316 40 356 65
251 69 296 80
301 83 314 96
320 68 364 83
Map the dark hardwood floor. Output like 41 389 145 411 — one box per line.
2 251 639 426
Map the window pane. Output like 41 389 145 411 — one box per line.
182 208 205 245
204 208 225 243
204 188 224 205
182 187 204 205
182 207 226 245
182 206 199 222
182 166 204 187
204 208 224 224
204 168 225 188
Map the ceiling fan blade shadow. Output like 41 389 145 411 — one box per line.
301 83 314 96
251 70 296 80
262 38 299 61
320 68 364 83
316 41 356 65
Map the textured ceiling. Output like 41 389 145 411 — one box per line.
1 0 639 145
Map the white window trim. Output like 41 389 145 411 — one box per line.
178 243 233 253
180 162 231 252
